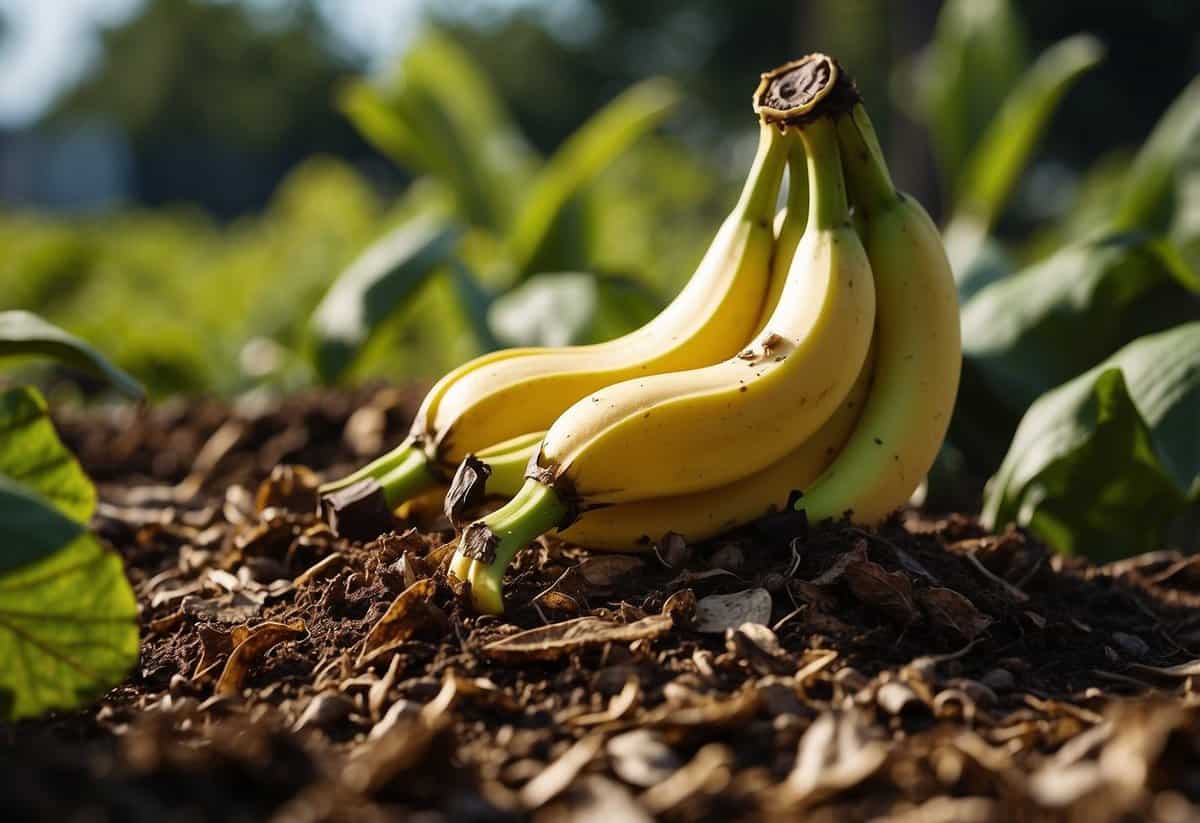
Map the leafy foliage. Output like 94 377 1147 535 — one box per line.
0 311 143 399
983 324 1200 560
0 387 139 719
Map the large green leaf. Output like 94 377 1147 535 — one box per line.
446 258 501 352
310 218 462 382
507 78 679 277
915 0 1028 184
0 475 85 575
983 323 1200 560
0 526 139 720
0 387 95 524
1113 74 1200 232
338 32 534 231
0 311 143 398
486 271 662 348
949 34 1103 248
962 231 1200 415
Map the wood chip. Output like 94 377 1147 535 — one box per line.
483 615 672 662
694 589 772 633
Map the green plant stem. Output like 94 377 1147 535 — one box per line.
318 441 420 496
834 104 900 216
798 117 850 231
460 479 568 613
374 447 439 506
736 122 790 223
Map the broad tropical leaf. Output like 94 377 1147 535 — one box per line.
0 311 143 398
0 387 94 524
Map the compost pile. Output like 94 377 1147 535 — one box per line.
0 386 1197 823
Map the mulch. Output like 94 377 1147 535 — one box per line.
4 385 1200 822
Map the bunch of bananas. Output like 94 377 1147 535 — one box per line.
322 55 961 614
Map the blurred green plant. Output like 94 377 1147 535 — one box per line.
913 0 1200 558
311 32 681 383
0 313 140 719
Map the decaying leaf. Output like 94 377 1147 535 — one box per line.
214 619 306 696
917 586 994 639
639 744 733 815
843 558 918 625
482 614 672 662
577 555 644 588
607 729 681 787
357 578 439 666
787 709 891 805
694 588 772 633
519 733 605 809
255 464 320 514
727 622 791 676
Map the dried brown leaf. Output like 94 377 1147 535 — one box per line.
357 578 438 666
577 555 644 588
727 622 791 676
606 729 680 787
917 586 993 640
786 709 890 805
694 589 772 633
519 734 605 809
842 556 917 624
214 619 306 696
638 744 732 815
483 615 672 662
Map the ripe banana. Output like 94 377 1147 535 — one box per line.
472 140 812 503
530 116 874 504
321 122 789 505
454 112 878 612
558 346 873 550
792 103 961 525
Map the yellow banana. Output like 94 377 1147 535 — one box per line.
559 346 873 550
794 103 961 525
322 122 789 505
475 142 812 503
531 117 874 504
454 112 877 611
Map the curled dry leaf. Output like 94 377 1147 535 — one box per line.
292 691 356 732
214 619 306 697
357 578 439 667
518 733 606 809
787 709 891 805
917 586 993 640
571 678 640 726
647 686 760 730
255 464 320 514
293 552 345 587
547 776 652 823
694 588 772 633
577 555 644 588
639 743 733 815
843 558 918 625
727 622 791 676
482 615 672 663
607 729 681 787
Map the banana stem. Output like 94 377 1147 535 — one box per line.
374 447 438 507
784 135 809 228
455 479 568 613
798 117 850 232
319 441 421 496
734 122 790 223
834 104 899 216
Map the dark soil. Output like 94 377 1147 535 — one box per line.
5 386 1200 822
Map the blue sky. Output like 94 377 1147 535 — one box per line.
0 0 437 126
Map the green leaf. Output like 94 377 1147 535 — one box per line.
1113 74 1200 232
983 323 1200 560
962 231 1200 415
915 0 1028 184
0 475 86 575
338 32 535 230
488 272 598 348
0 387 95 524
310 218 462 382
446 258 501 352
507 78 679 277
0 528 139 720
952 34 1104 233
0 311 143 398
